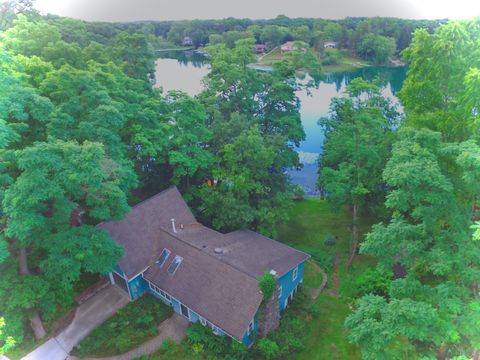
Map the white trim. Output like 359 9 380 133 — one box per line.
108 272 115 284
292 266 298 281
127 266 149 281
278 285 282 298
113 269 127 280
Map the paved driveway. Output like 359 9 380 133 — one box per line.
22 285 129 360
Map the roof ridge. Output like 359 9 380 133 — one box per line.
227 229 311 259
158 226 259 280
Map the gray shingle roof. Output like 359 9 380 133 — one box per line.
98 186 308 340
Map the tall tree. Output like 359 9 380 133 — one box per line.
398 19 480 140
346 128 480 359
318 78 399 267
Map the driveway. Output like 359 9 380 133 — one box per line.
22 285 129 360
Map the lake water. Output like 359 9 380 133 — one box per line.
155 51 406 195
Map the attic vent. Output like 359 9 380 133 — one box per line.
214 247 223 254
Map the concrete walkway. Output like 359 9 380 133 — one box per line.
76 313 189 360
22 285 129 360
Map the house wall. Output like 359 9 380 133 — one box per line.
278 261 305 312
127 273 149 300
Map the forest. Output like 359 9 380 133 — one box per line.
0 1 479 359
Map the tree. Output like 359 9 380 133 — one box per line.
398 19 480 140
347 128 480 358
357 34 396 64
0 141 129 341
318 78 398 267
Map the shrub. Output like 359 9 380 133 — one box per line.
257 272 276 301
257 338 280 359
354 268 393 298
324 234 336 246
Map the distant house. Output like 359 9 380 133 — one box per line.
281 41 307 53
324 41 338 49
280 41 295 52
254 44 267 54
182 36 194 46
99 187 309 347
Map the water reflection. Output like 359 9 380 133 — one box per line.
154 54 406 196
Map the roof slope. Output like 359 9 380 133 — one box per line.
98 187 196 279
143 229 262 340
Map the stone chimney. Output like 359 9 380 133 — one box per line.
257 271 281 336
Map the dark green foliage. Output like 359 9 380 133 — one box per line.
256 339 279 359
73 294 172 357
185 323 248 360
257 272 276 301
324 234 336 246
352 268 393 298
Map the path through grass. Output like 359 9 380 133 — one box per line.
277 198 376 360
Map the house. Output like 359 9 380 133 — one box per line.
324 41 338 49
98 187 309 347
280 41 295 52
182 36 194 46
254 44 267 54
280 41 308 53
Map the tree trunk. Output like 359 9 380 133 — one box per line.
347 203 358 268
30 312 46 340
472 349 480 360
18 246 47 340
436 344 447 360
472 348 479 360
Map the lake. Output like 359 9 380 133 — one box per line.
155 51 407 196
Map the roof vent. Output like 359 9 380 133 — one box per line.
214 247 223 254
269 269 277 276
170 218 177 233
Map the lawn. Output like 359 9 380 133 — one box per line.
73 293 172 358
277 197 376 360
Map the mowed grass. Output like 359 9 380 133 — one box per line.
277 198 376 360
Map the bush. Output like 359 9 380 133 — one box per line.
321 49 342 65
353 268 393 298
324 234 336 246
257 272 276 301
257 339 280 359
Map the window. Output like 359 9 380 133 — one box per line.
279 285 282 298
167 255 183 275
248 320 255 334
292 266 298 281
156 248 171 268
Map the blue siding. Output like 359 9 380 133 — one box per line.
127 273 148 300
242 314 258 347
278 261 305 312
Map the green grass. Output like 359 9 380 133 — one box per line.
277 198 376 360
73 294 172 358
322 50 371 73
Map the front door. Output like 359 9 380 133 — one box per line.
112 272 129 295
180 303 189 319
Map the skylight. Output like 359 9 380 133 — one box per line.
156 248 171 268
167 255 183 275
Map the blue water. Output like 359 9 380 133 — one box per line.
155 53 406 195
